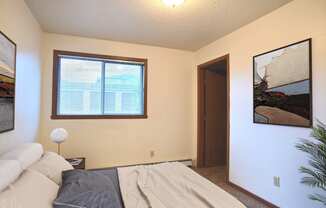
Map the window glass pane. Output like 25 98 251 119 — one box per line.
104 63 143 115
58 58 102 115
104 92 116 112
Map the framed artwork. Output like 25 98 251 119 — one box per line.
253 39 312 128
0 31 16 133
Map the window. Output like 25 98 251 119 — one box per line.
52 50 147 119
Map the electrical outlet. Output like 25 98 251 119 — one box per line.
150 150 155 158
273 176 280 187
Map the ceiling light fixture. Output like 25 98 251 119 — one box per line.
162 0 185 7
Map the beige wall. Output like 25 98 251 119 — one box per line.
0 0 42 154
39 33 195 169
194 0 326 207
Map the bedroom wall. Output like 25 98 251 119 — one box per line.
39 33 195 169
194 0 326 207
0 0 43 154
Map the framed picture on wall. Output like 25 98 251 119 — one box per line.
0 31 16 133
253 39 312 128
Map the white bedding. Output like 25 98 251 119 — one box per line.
118 162 246 208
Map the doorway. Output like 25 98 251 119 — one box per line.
197 54 229 180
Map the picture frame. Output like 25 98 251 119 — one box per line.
0 31 16 133
253 39 312 128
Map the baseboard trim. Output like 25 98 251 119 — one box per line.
89 159 193 171
227 181 279 208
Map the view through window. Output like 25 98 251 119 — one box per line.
52 51 147 118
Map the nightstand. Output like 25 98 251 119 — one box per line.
66 157 86 169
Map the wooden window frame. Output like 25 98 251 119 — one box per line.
51 50 148 119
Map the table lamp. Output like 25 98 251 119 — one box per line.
50 128 68 155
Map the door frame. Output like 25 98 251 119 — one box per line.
197 54 230 180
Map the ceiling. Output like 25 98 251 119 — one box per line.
25 0 292 51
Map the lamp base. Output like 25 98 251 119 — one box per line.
57 143 61 155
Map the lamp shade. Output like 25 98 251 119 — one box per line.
50 128 68 144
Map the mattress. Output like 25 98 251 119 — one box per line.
90 163 245 208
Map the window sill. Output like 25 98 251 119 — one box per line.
51 114 148 120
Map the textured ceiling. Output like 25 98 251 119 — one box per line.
25 0 292 51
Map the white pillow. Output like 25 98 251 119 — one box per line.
0 160 22 192
1 143 43 170
10 170 59 208
0 188 22 208
29 152 73 184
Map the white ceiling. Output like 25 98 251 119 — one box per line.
25 0 292 51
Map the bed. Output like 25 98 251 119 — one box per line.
0 143 246 208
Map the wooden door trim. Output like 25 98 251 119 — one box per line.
197 54 279 208
197 54 230 181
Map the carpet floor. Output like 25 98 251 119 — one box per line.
192 166 271 208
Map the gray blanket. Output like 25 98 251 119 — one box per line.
53 169 123 208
